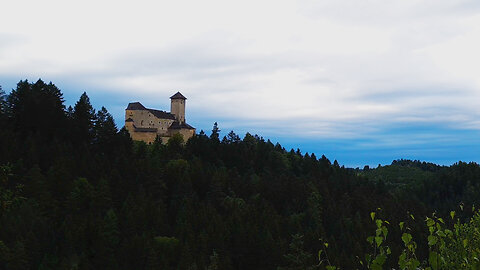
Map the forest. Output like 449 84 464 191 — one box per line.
1 79 480 269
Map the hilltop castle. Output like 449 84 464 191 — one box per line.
125 92 195 143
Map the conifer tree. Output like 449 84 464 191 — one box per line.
211 122 220 141
95 107 117 141
73 92 96 144
0 85 5 122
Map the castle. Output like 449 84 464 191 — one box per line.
125 92 195 144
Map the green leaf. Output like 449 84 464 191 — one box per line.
428 235 437 246
412 259 420 269
371 212 376 221
402 233 412 245
426 218 435 227
326 266 336 270
375 236 383 247
376 219 383 228
371 263 382 270
463 239 468 248
410 214 415 220
450 211 455 220
382 226 388 238
399 221 405 231
324 242 329 248
318 250 323 261
373 254 387 266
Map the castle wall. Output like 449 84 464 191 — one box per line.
125 120 134 134
128 129 194 145
126 109 174 135
130 131 157 144
126 109 156 128
158 119 174 134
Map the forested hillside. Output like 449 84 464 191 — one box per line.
1 80 480 269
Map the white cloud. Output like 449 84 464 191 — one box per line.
1 0 480 139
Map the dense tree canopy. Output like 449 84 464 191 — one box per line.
0 80 480 269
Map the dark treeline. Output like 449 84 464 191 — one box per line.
1 80 480 269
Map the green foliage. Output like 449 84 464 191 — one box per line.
0 164 25 214
359 209 480 270
73 91 96 143
167 132 184 158
279 234 317 270
436 210 480 269
210 122 220 141
150 236 180 268
362 211 390 270
2 79 480 269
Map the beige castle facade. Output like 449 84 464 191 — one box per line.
125 92 195 144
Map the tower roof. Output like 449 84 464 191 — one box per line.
170 92 187 100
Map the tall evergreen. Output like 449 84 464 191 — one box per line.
72 92 96 144
0 85 5 123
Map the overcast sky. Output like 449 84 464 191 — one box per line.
2 0 480 167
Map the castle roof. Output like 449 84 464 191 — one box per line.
169 121 195 130
126 102 147 110
148 109 176 120
170 92 186 100
126 102 176 120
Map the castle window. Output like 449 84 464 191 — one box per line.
141 120 144 125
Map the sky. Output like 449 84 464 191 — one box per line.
1 0 480 167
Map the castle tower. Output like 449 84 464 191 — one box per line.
170 92 187 123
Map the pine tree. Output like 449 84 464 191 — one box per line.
6 79 66 138
94 106 118 152
73 92 96 144
0 85 6 123
210 122 220 141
